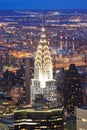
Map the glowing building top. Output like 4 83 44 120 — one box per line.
30 26 57 106
34 26 53 87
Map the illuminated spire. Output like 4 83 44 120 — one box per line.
30 26 57 105
35 27 52 69
35 26 53 87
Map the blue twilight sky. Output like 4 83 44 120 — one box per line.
0 0 87 10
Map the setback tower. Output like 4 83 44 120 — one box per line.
30 26 57 106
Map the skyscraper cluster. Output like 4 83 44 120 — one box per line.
14 26 64 130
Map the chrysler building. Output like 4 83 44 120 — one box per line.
30 26 57 106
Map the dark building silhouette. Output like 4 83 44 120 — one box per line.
25 57 34 104
64 64 83 114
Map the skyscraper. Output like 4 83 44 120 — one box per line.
30 26 57 106
25 57 34 104
14 106 64 130
64 64 83 114
25 57 31 104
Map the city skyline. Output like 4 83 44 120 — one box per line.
0 9 87 129
0 0 87 10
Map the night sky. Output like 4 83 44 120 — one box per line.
0 0 87 10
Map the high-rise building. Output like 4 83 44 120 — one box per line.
55 68 65 106
25 57 34 104
64 64 83 114
25 57 31 104
30 26 57 106
14 106 64 130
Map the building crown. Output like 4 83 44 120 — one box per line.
35 26 52 71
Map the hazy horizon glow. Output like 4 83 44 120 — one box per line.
0 0 87 10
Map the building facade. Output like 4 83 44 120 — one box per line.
64 64 83 114
14 106 64 130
